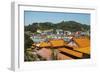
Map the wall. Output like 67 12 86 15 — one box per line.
0 0 100 73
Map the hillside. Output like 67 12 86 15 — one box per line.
24 21 90 32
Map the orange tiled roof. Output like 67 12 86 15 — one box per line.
39 39 68 48
49 39 66 47
58 48 83 58
39 42 51 47
74 47 90 54
73 37 90 48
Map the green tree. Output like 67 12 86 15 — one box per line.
24 33 33 50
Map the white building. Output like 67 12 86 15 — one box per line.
56 29 64 34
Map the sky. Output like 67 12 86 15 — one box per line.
24 11 90 25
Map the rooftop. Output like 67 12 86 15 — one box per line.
73 37 90 48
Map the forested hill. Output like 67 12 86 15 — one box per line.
24 21 90 32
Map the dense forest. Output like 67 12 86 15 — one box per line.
24 21 90 32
